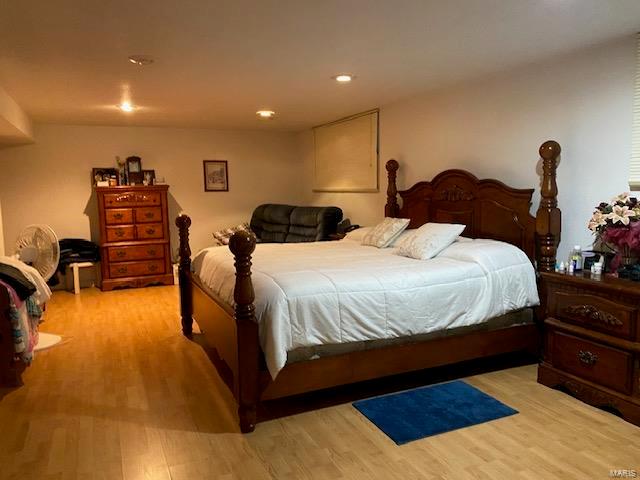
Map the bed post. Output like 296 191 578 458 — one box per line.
175 214 194 336
385 159 400 217
228 230 260 433
536 140 561 272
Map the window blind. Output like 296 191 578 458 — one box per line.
630 32 640 190
313 110 379 192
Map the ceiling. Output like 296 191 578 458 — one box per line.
0 0 639 132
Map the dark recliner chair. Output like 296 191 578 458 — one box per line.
250 204 343 243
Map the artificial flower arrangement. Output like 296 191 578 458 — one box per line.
588 192 640 271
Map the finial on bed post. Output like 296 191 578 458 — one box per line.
536 141 561 272
228 230 259 433
176 214 194 336
385 159 400 217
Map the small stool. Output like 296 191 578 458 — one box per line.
69 262 95 294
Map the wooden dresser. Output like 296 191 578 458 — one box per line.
538 271 640 426
96 185 174 291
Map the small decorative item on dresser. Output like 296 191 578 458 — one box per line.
588 193 640 272
126 156 143 185
538 271 640 427
95 184 173 290
203 160 229 192
142 169 156 185
92 168 119 187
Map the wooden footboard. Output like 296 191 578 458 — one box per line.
176 215 261 432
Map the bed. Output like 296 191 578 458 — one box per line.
176 140 562 432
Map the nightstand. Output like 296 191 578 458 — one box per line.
538 271 640 426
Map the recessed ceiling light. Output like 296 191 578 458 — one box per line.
333 74 354 83
128 55 154 66
256 110 276 119
118 101 135 112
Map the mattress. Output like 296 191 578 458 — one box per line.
192 237 540 379
286 307 533 363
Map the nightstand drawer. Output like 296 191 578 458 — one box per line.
551 331 633 394
551 291 635 340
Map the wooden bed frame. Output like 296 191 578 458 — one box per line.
175 140 562 432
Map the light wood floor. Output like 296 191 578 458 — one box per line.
1 286 639 480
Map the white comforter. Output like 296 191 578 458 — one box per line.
192 238 539 379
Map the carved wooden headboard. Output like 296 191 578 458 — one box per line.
384 141 561 271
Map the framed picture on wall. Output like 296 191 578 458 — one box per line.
203 160 229 192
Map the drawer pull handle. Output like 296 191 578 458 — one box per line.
115 229 125 237
577 350 598 366
144 212 154 219
116 251 126 258
116 267 128 274
145 228 156 235
148 264 158 272
564 304 622 327
116 194 134 203
147 249 157 256
114 213 124 220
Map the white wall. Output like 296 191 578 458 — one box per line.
0 84 33 145
300 36 636 261
0 124 302 256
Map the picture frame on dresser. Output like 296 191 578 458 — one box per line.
92 168 119 186
203 160 229 192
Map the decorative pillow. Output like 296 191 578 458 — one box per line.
395 222 465 260
388 228 415 247
344 226 372 243
212 222 252 246
362 218 410 248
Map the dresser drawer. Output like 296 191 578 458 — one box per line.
105 225 135 242
109 260 165 278
136 223 164 240
104 208 133 225
103 191 161 207
551 291 635 340
135 207 162 223
551 331 633 394
107 244 164 262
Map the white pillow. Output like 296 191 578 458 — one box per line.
362 217 410 248
344 227 372 243
395 223 465 260
388 228 416 247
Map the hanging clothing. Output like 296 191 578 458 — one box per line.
0 263 36 300
1 279 44 363
0 256 51 305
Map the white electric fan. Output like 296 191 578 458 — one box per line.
15 224 62 350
